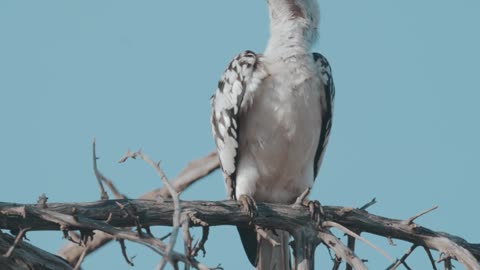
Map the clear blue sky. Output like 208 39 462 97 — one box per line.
1 1 479 269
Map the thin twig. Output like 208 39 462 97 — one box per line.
345 235 355 270
318 229 368 270
115 201 142 236
438 252 453 270
92 138 109 200
387 237 396 246
155 152 219 199
332 255 342 270
105 213 113 224
3 227 31 258
37 207 213 270
118 239 135 266
120 150 182 268
72 248 87 270
92 141 126 200
403 261 413 270
157 258 168 270
359 198 377 211
57 151 219 266
405 206 438 225
182 220 192 270
423 246 439 270
387 244 418 270
160 232 172 241
323 220 394 263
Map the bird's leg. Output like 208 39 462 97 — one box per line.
294 188 324 227
238 194 258 222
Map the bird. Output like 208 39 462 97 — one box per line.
210 0 334 269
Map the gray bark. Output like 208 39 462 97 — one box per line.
1 199 479 269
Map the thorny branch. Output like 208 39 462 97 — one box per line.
1 199 479 269
118 149 182 270
118 239 135 266
57 150 219 267
92 137 109 200
0 149 479 269
2 227 30 258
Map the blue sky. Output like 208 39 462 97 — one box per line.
0 0 479 269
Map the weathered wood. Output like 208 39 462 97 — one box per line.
58 151 220 266
1 199 479 269
0 231 72 270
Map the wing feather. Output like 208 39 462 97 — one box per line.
211 51 267 199
313 52 335 178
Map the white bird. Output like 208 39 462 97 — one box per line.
210 0 334 269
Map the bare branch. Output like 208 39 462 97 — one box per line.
345 235 355 270
2 227 30 258
72 248 86 270
160 232 172 241
387 244 417 270
154 152 219 199
331 254 341 270
115 201 142 236
358 198 376 211
182 219 193 259
118 239 135 266
56 152 218 266
2 191 479 269
323 221 393 263
317 229 367 270
424 246 439 270
119 150 181 263
0 232 73 269
404 205 439 225
92 138 109 200
1 200 479 268
34 205 213 269
2 199 476 268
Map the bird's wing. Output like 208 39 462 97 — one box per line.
313 52 335 178
211 50 268 199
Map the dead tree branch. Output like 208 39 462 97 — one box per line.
1 147 478 269
0 231 72 270
1 200 479 269
56 151 219 266
92 137 109 200
119 149 181 267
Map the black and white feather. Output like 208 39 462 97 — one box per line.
210 50 268 200
313 52 335 178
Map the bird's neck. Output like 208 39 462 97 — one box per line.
264 0 319 58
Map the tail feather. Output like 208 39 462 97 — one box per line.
237 226 258 266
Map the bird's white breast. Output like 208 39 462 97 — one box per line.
235 55 323 203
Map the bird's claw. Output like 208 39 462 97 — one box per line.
238 194 258 221
303 199 324 227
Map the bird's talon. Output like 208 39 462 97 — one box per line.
304 199 323 227
239 194 258 220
